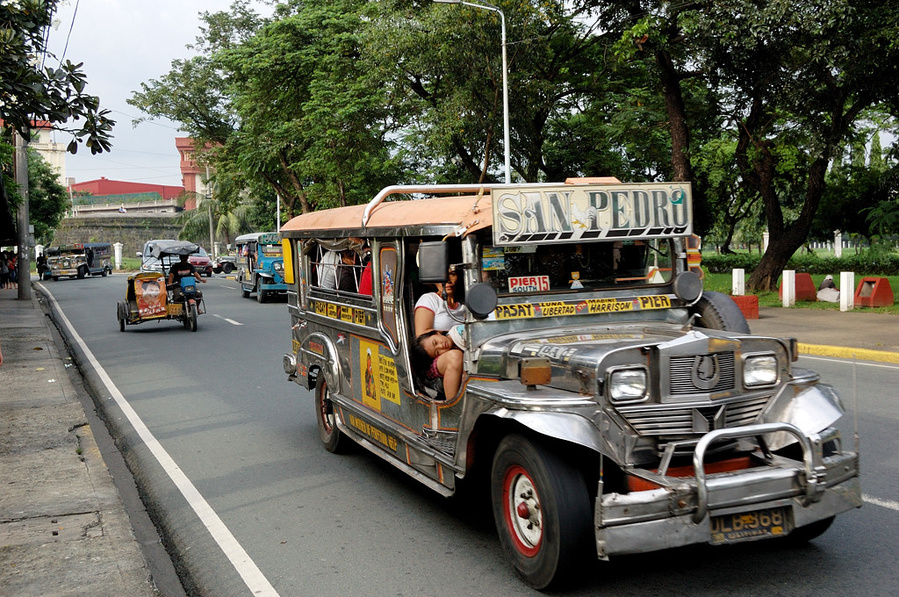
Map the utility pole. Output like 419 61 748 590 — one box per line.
205 165 214 257
14 130 32 300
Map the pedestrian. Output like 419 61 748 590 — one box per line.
1 252 9 289
7 252 17 289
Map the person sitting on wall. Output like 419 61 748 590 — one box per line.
817 274 840 303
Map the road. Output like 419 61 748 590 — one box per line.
40 274 899 597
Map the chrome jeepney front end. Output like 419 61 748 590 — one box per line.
591 329 861 556
475 322 861 557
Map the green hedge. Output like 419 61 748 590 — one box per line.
702 252 899 276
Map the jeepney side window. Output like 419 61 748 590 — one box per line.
378 246 399 345
308 241 368 297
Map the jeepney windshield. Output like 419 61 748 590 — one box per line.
260 244 281 257
479 239 674 295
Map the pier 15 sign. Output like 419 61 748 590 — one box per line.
493 183 692 246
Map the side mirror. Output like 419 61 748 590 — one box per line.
418 241 449 284
466 283 497 320
136 251 143 258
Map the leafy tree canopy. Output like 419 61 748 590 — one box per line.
1 0 114 153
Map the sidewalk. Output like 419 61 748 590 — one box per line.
0 288 159 597
749 306 899 362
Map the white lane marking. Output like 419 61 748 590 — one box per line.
863 494 899 512
213 314 244 326
221 284 239 289
800 355 899 370
40 285 278 597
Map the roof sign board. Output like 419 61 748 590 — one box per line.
258 232 281 245
492 182 692 246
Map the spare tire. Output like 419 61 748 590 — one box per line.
691 291 750 333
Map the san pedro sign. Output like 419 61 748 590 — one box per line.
493 183 692 246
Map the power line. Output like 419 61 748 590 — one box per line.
60 0 81 64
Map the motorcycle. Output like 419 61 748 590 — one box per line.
117 240 207 332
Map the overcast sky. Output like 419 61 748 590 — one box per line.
45 0 269 188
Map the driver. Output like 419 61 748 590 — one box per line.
168 254 207 287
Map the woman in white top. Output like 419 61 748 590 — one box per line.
414 268 465 336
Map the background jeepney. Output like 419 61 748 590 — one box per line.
235 232 288 302
280 180 861 590
46 242 112 280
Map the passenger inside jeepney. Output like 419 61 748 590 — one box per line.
414 264 466 336
411 329 463 399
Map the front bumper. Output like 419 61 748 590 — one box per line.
596 423 861 558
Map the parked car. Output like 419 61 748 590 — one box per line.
213 254 236 274
188 247 214 277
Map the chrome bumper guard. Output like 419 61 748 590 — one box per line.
596 423 861 558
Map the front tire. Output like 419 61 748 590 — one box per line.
491 435 592 590
77 266 87 279
316 378 348 454
692 290 751 333
785 516 835 545
256 282 266 303
188 303 198 332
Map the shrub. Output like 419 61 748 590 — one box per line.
701 251 899 276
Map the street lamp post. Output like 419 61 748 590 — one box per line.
433 0 511 184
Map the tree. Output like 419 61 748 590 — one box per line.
1 0 114 153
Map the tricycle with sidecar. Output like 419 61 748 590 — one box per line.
116 240 206 332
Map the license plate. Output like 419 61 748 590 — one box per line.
710 506 790 544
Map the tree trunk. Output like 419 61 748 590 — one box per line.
655 46 710 236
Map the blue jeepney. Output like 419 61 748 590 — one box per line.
236 232 287 302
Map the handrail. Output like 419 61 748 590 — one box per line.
361 184 503 227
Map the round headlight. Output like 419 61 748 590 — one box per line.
609 368 648 403
744 355 778 387
274 261 284 272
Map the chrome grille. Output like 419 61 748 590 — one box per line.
617 394 771 436
669 352 736 394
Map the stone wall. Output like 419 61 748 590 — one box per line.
51 216 183 259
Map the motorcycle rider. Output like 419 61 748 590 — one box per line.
168 254 207 290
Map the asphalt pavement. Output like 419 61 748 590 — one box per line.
1 281 896 596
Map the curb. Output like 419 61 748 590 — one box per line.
797 343 899 364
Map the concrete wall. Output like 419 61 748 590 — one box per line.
51 216 183 259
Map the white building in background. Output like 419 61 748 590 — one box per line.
27 121 68 187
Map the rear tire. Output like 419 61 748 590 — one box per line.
316 378 349 454
692 291 751 333
491 435 592 590
223 262 234 274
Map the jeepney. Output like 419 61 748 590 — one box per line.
280 180 860 590
235 232 288 302
46 242 112 280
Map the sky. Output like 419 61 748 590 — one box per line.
45 0 269 188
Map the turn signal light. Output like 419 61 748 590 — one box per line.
520 358 551 388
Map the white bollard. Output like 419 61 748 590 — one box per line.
840 271 854 312
114 242 123 271
732 268 745 296
782 270 796 307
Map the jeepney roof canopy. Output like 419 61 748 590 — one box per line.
280 179 693 245
235 232 281 245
